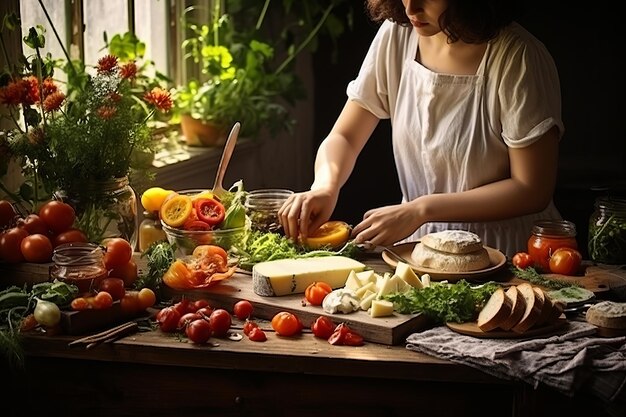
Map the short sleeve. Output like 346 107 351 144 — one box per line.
496 26 565 148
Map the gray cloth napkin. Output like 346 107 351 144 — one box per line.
406 321 626 402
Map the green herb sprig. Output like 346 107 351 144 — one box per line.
510 266 580 290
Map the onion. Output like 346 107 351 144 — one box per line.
33 299 61 327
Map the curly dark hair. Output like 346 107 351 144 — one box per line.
365 0 522 44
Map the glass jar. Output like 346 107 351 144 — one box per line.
588 197 626 264
50 242 108 293
527 219 578 272
57 176 138 249
139 211 167 252
245 189 294 234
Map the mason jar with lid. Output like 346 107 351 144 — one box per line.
588 197 626 264
527 219 578 272
245 189 294 234
50 242 107 293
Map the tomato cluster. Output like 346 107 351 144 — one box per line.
310 316 364 346
0 199 88 264
512 247 583 276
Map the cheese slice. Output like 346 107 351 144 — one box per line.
395 261 423 289
359 292 377 311
252 256 366 296
344 270 363 291
356 270 377 286
354 282 376 299
370 299 394 317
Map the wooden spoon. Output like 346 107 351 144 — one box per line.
212 121 240 199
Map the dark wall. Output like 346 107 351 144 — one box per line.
312 1 626 257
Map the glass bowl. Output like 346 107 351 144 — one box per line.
245 188 294 233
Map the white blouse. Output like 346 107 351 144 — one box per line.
346 20 565 257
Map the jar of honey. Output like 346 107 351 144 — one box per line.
527 219 578 272
50 242 107 293
139 211 167 252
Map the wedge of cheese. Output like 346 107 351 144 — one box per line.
252 256 366 296
344 270 363 291
370 299 394 317
395 261 423 289
356 270 378 286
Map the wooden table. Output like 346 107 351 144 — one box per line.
3 256 625 417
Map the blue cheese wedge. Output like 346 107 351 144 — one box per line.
322 288 360 314
252 256 366 296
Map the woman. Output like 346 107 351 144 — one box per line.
278 0 564 258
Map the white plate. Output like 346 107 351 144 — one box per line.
381 241 507 282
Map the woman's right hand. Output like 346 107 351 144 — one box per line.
278 187 339 242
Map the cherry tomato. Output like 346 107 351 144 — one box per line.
0 226 28 263
186 318 212 344
20 233 53 263
174 298 196 315
155 306 181 333
108 259 138 287
549 247 583 276
194 198 225 226
120 290 144 314
71 297 91 310
137 287 156 309
311 316 336 339
243 320 259 336
248 327 267 342
512 252 533 269
233 300 254 320
178 312 202 330
209 308 232 337
271 311 302 337
98 277 126 301
92 291 114 309
38 200 75 234
304 281 333 306
0 200 17 229
195 306 214 318
53 228 88 247
103 238 133 269
193 299 211 311
19 214 50 235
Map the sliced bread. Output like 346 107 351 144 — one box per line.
534 287 553 327
498 285 527 331
547 299 565 323
477 288 513 332
512 283 544 334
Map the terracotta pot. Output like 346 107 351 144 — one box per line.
180 115 227 147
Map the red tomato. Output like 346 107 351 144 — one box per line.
233 300 254 320
194 198 225 226
196 306 214 318
19 214 50 235
512 252 533 269
20 233 53 263
98 277 125 301
173 298 196 315
549 247 583 276
108 259 138 287
209 308 232 337
71 297 91 311
155 306 181 333
311 316 336 339
0 200 17 229
53 228 88 247
120 290 144 314
183 220 212 231
38 200 75 234
186 318 212 344
193 299 211 311
304 281 333 306
103 238 133 269
0 226 29 263
328 323 351 345
271 311 302 337
343 331 364 346
248 327 267 342
178 312 202 330
243 320 259 336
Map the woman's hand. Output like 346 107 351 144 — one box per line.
351 201 424 247
278 187 339 241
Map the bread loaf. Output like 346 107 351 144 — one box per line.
421 230 484 254
547 299 565 324
512 283 544 334
534 287 553 326
586 301 626 329
499 285 527 331
477 288 513 332
411 243 490 272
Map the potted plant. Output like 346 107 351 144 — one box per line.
174 0 352 145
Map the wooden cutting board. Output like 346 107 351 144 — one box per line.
162 272 432 346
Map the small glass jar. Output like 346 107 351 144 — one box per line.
139 211 167 252
527 219 578 272
50 242 107 293
245 189 294 234
588 197 626 264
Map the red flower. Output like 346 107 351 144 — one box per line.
97 55 119 75
21 76 40 105
143 87 172 112
119 62 138 79
43 91 65 112
0 80 23 105
41 77 58 99
97 105 117 119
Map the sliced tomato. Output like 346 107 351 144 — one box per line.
162 260 194 290
184 220 212 231
163 245 235 290
194 198 225 226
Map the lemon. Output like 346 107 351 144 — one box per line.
303 221 351 250
141 187 174 212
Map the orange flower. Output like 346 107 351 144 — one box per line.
43 91 65 112
97 105 117 119
119 62 138 79
97 55 119 75
0 80 23 105
41 77 58 98
143 87 172 112
21 76 40 105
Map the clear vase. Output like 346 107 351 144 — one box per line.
56 176 138 249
